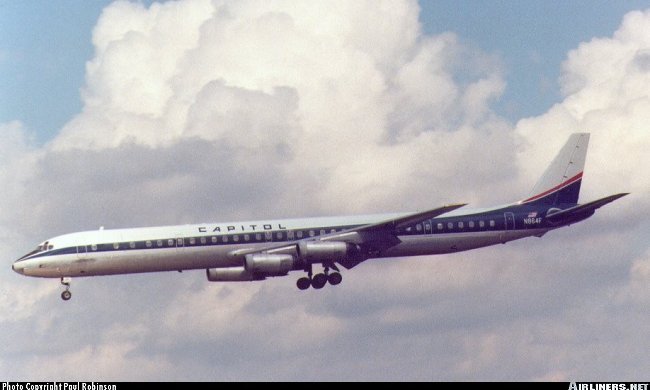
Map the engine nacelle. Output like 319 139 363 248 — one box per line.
298 241 357 263
206 267 264 282
244 254 297 275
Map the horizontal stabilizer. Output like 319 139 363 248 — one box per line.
546 193 629 224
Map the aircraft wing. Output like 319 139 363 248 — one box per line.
319 203 467 243
228 203 467 265
546 193 629 224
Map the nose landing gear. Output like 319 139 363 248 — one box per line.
60 277 72 301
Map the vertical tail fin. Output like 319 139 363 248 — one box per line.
520 133 590 206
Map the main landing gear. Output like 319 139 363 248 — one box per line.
296 263 342 290
60 277 72 301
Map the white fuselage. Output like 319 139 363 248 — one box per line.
13 209 549 279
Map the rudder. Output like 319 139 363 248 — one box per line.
520 133 589 206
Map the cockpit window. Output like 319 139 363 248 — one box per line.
17 241 54 261
18 248 41 260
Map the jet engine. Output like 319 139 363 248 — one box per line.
244 253 298 274
206 254 299 282
297 241 359 263
206 267 262 281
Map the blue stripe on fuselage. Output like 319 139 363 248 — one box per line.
19 203 582 262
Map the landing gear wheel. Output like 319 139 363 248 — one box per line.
327 272 342 286
61 290 72 301
311 273 327 289
296 277 311 290
60 277 72 301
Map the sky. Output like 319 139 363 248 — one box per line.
1 0 649 381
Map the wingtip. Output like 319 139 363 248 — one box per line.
439 203 468 214
611 192 630 200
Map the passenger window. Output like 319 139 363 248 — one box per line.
320 229 326 236
129 242 136 249
297 231 304 238
157 240 163 247
458 222 464 229
168 239 174 247
244 234 250 241
276 232 283 240
479 221 485 228
309 230 315 237
490 220 495 227
189 237 196 245
447 222 453 230
233 235 239 242
145 241 152 248
177 238 183 246
200 237 206 244
265 232 272 241
256 233 262 241
113 243 120 249
416 224 422 232
222 236 229 243
288 230 295 239
437 223 443 230
211 236 217 244
330 229 336 233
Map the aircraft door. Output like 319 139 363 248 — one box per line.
76 245 88 259
504 212 515 230
175 236 184 252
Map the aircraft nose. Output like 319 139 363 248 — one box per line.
12 261 24 274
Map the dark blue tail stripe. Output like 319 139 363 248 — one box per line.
523 178 582 206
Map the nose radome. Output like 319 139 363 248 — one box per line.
12 262 23 274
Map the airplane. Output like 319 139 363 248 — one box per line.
12 133 628 301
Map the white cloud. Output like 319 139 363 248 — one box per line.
2 0 650 381
50 0 512 213
516 10 650 217
616 249 650 305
